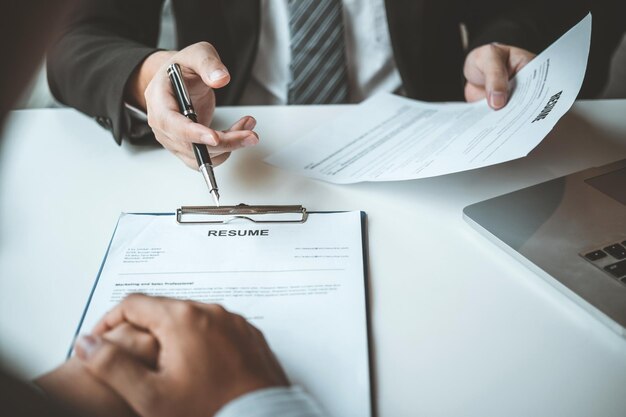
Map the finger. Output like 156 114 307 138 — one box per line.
246 323 290 385
92 294 174 337
464 44 510 109
191 301 231 315
150 106 218 147
464 82 486 102
159 130 257 159
146 69 217 146
103 323 159 368
152 129 193 157
508 47 536 76
75 334 156 414
152 131 202 170
209 152 231 167
167 140 229 169
177 42 230 89
227 116 256 132
480 45 510 109
155 119 258 151
209 129 259 153
154 132 196 162
164 134 240 168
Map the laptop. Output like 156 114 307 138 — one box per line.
463 159 626 337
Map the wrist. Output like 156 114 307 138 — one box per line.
125 50 176 110
35 358 136 417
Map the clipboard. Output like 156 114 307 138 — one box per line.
70 209 373 416
176 203 308 224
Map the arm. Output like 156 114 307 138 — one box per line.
46 0 163 144
34 358 138 417
46 0 259 169
74 294 329 417
460 0 544 109
33 322 159 417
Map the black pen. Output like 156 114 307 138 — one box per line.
167 63 220 206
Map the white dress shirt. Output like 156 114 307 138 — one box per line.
216 386 330 417
239 0 402 105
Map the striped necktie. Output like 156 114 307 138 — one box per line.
287 0 349 104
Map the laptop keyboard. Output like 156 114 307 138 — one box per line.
582 240 626 285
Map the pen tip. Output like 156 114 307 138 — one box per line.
211 190 220 207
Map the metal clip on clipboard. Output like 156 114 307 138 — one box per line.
177 204 308 224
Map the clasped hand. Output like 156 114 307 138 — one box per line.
37 295 288 417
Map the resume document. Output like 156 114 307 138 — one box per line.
74 212 371 417
265 14 591 183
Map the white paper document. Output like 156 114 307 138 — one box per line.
75 212 370 417
265 15 591 183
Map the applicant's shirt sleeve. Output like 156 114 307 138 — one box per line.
215 386 329 417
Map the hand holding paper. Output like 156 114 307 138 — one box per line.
265 15 592 184
464 43 537 109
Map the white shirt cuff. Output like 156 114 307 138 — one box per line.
215 386 329 417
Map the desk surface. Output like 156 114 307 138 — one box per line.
1 101 626 417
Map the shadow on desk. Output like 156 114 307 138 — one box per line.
125 135 163 154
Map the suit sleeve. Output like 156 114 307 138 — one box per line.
463 0 558 55
47 0 164 144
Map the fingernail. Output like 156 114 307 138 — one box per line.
209 69 229 82
75 335 101 360
201 133 218 146
243 117 256 131
490 92 506 109
242 135 259 147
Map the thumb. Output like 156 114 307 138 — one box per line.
75 334 155 414
481 45 510 109
177 42 231 89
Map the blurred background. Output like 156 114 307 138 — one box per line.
12 0 626 109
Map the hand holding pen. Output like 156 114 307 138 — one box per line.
162 54 258 203
130 44 258 194
168 63 222 205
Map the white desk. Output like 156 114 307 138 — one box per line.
1 102 626 416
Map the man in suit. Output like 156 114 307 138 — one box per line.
48 0 563 169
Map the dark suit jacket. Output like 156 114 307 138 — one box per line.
46 0 620 145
